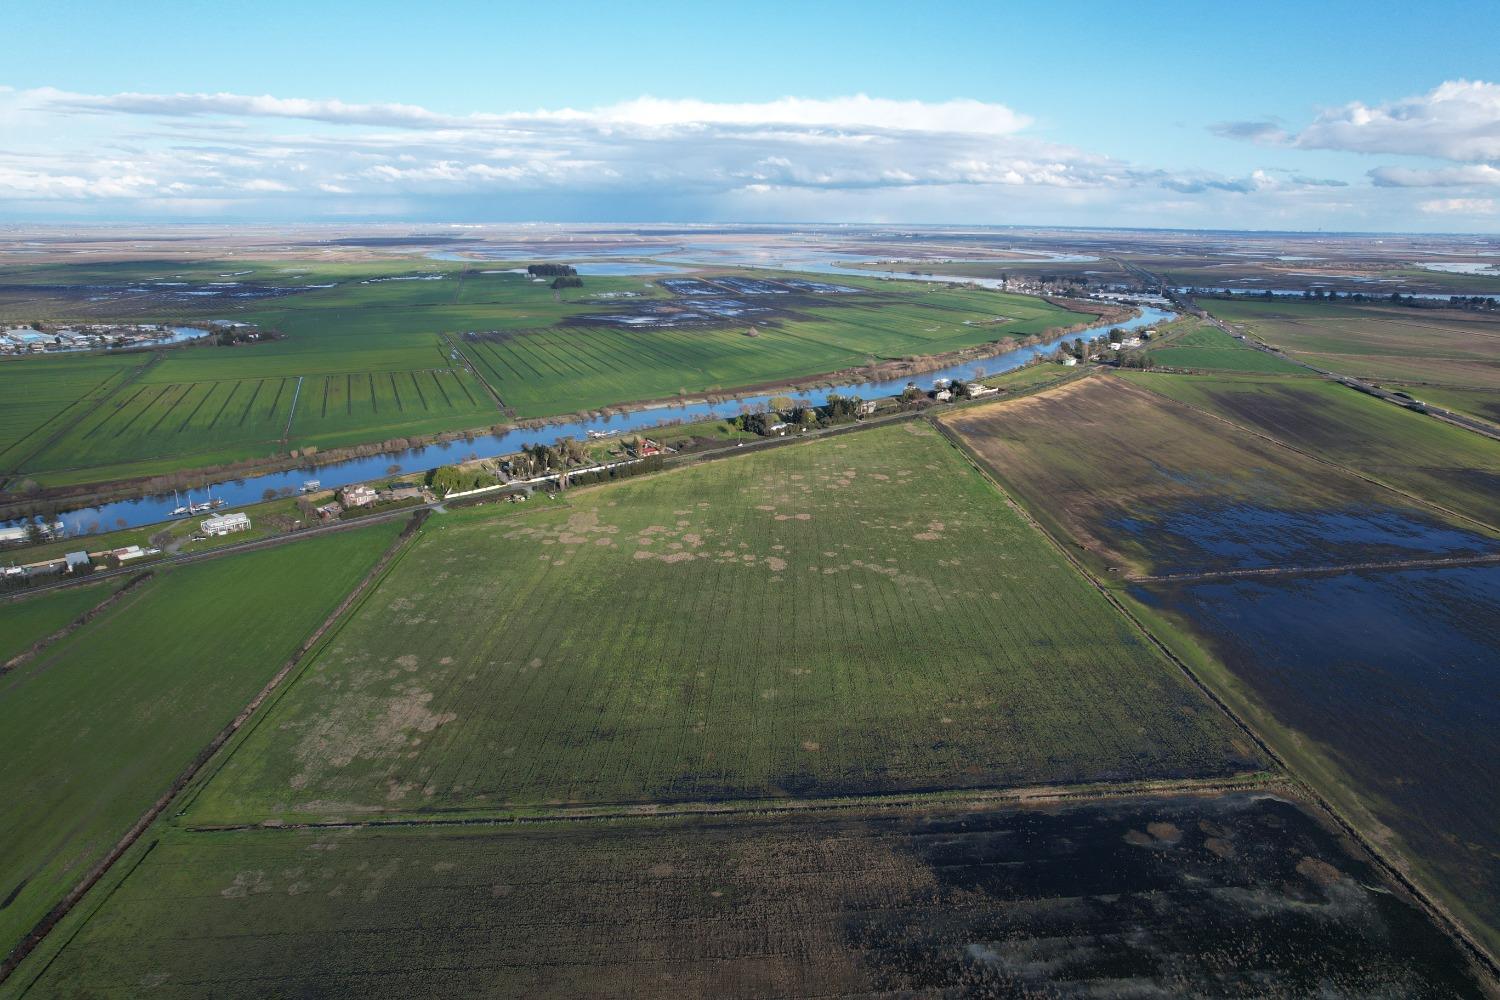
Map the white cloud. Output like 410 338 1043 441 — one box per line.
1293 80 1500 161
1371 163 1500 187
0 86 1383 225
1218 80 1500 164
1419 197 1497 215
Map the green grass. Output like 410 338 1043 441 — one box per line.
0 522 401 958
1204 298 1500 388
1120 372 1500 528
1145 323 1308 374
0 354 140 475
187 422 1256 826
0 582 112 663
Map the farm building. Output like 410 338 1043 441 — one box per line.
340 485 378 508
201 512 251 537
1060 355 1078 366
967 383 999 398
636 439 662 457
0 520 67 547
933 389 953 402
64 551 92 574
858 399 878 416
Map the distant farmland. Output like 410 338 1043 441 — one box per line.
1144 322 1307 374
188 422 1256 825
1205 298 1500 390
0 261 1096 490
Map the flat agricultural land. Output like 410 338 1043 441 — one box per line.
18 793 1485 999
187 422 1255 826
0 261 1095 489
1120 372 1500 529
1386 383 1500 427
0 523 401 959
1133 564 1500 957
1205 298 1500 388
0 582 112 663
939 375 1498 578
0 354 140 477
1144 322 1307 374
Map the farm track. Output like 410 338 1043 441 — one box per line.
1110 372 1500 535
1128 551 1500 584
440 334 505 411
0 516 424 985
929 410 1500 984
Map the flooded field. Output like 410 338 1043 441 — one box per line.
1136 564 1500 955
585 275 863 328
24 793 1486 997
1112 502 1498 577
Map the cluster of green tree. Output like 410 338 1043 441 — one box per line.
427 465 496 494
1116 352 1157 369
1188 288 1497 312
559 453 664 487
551 275 584 289
509 436 591 477
210 326 279 347
526 263 578 277
735 393 867 436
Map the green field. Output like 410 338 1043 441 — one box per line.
0 354 140 475
0 582 112 663
187 422 1254 825
1385 383 1500 427
1120 372 1500 528
0 523 401 958
0 262 1096 490
1145 323 1308 374
1205 298 1500 387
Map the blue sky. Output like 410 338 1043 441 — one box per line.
5 0 1499 231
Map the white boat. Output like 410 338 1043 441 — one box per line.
301 479 321 492
170 490 189 517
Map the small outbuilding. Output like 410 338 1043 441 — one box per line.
64 551 92 574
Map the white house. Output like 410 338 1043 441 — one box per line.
340 484 378 508
201 512 251 536
1061 355 1078 366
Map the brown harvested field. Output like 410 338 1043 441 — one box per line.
939 374 1500 578
19 793 1489 999
1121 373 1500 529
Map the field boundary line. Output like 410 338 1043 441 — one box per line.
280 375 304 443
0 515 424 986
1129 551 1500 584
1110 372 1500 536
0 572 153 676
182 772 1281 834
928 408 1500 985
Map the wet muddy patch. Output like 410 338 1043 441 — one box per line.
1136 563 1500 949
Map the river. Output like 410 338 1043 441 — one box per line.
11 264 1170 536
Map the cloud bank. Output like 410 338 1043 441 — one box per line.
0 85 1466 227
